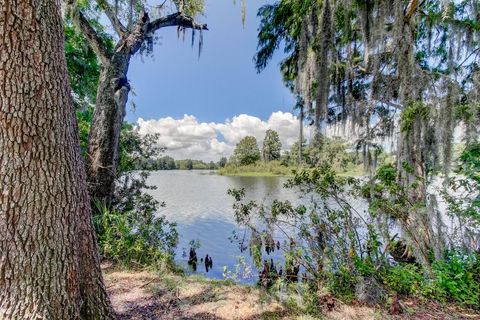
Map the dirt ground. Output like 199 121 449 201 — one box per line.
104 267 480 320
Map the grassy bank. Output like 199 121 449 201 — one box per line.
218 161 295 177
218 161 365 177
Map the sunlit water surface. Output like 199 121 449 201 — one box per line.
146 170 300 283
146 171 471 283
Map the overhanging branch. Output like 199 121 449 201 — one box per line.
119 11 208 55
148 12 208 34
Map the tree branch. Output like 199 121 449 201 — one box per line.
118 11 208 55
67 3 112 64
404 0 420 22
97 0 128 37
148 12 208 34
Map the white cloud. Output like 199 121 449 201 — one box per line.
136 111 306 161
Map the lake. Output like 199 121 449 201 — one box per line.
146 170 300 283
145 170 473 288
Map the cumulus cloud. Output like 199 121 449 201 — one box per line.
136 111 306 161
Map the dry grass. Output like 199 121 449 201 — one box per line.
104 268 284 319
103 267 480 320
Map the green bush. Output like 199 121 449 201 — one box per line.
381 253 480 307
94 204 178 270
383 264 425 296
432 254 480 306
328 266 357 302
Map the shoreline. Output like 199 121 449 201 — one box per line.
104 266 480 320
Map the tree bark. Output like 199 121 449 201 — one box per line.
87 52 131 204
0 1 114 318
299 103 304 166
78 10 207 205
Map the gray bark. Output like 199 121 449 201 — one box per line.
0 1 114 318
68 8 207 204
299 104 304 166
87 52 131 203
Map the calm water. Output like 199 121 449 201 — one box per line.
146 171 465 283
146 170 300 283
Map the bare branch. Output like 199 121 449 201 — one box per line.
148 12 208 34
97 0 129 37
118 11 208 55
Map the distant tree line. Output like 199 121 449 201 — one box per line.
224 128 362 173
136 156 228 171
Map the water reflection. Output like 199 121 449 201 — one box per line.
146 170 298 283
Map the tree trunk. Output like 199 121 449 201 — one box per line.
394 8 435 269
72 8 207 204
87 53 131 205
314 0 332 136
299 104 304 166
0 1 114 318
396 17 426 202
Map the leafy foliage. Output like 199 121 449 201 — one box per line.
93 124 179 269
400 101 430 133
262 129 282 161
141 156 177 170
64 2 183 271
231 136 261 166
76 106 94 156
219 160 292 176
442 142 480 248
457 142 480 184
229 159 480 310
382 253 480 307
282 136 360 173
218 157 228 168
117 123 164 174
255 0 480 195
94 204 178 269
64 23 101 107
173 0 205 17
229 164 377 291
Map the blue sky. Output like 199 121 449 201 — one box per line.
126 0 295 124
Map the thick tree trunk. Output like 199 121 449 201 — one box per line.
87 53 131 205
0 1 114 318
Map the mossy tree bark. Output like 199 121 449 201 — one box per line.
0 1 114 318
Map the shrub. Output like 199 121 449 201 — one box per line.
381 253 480 307
94 203 178 269
432 253 480 306
382 264 425 296
328 266 357 302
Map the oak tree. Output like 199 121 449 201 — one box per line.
0 1 113 318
